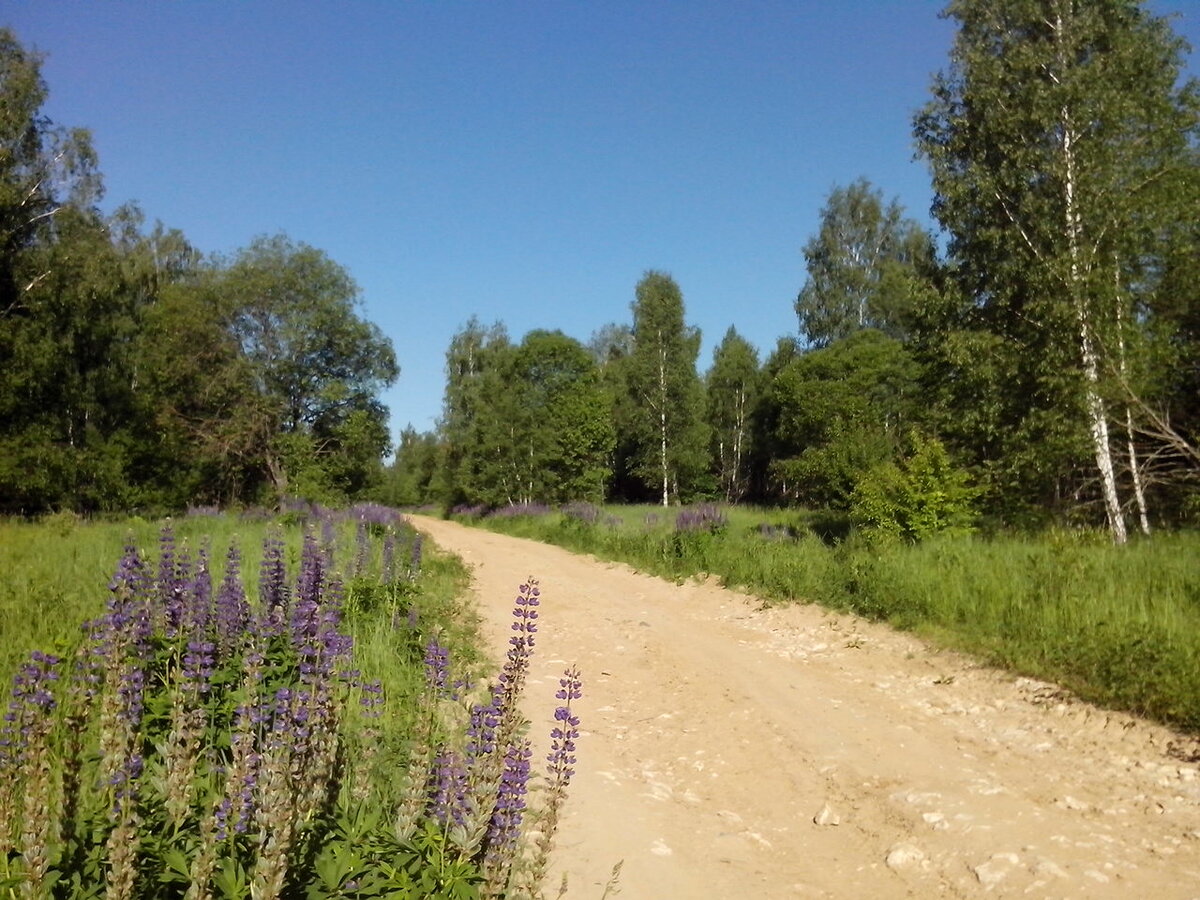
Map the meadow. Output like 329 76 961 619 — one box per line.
0 505 579 898
465 502 1200 734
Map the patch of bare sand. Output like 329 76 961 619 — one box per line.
411 517 1200 899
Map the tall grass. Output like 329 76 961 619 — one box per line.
464 504 1200 732
0 508 581 898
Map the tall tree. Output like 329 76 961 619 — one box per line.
625 272 709 506
588 322 641 500
915 0 1200 540
795 178 936 348
764 330 922 508
0 30 117 512
499 330 614 505
0 29 100 316
380 426 441 508
706 327 759 502
143 235 398 503
437 317 511 509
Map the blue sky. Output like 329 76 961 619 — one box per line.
8 1 1199 441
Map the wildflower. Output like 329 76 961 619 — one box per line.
481 740 533 894
214 543 250 659
424 638 451 696
521 664 583 898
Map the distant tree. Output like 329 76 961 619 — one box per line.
914 0 1200 539
0 29 101 316
795 179 936 348
747 337 802 501
765 330 921 508
502 330 614 505
705 327 759 502
143 236 397 503
436 327 614 507
436 317 511 509
625 272 709 506
379 426 441 508
588 322 640 500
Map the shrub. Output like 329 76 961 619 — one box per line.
850 433 978 541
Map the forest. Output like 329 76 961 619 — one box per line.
387 1 1200 544
3 0 1199 546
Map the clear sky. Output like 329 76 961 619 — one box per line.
7 1 1199 442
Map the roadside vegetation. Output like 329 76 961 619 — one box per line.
459 502 1200 734
0 507 579 898
2 2 1199 892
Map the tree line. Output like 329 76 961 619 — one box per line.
0 29 398 514
386 0 1199 542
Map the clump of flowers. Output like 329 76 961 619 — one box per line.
489 503 554 520
0 519 581 900
561 502 602 525
675 503 728 535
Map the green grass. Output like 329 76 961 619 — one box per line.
0 511 483 723
466 504 1200 733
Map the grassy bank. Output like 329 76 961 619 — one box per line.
465 503 1200 733
0 507 578 897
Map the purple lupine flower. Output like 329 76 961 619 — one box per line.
292 532 325 644
561 502 602 525
182 543 214 642
319 511 336 552
675 503 728 534
359 681 384 719
259 533 289 634
350 502 401 529
547 665 582 785
489 503 553 519
485 740 532 857
118 664 147 734
353 520 369 579
181 640 216 693
426 748 469 828
158 527 193 639
1 651 60 766
104 543 155 656
423 639 450 696
215 543 250 657
464 686 503 760
498 579 539 704
109 750 144 815
109 542 151 603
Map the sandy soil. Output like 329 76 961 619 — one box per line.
410 516 1200 899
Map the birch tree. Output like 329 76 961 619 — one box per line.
626 271 708 506
437 317 510 508
706 327 759 502
914 0 1199 541
795 179 936 348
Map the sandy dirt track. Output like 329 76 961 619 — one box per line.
410 516 1200 899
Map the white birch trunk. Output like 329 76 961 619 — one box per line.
1060 71 1126 544
1114 267 1151 536
731 384 746 502
659 336 669 507
1125 407 1151 536
1051 8 1125 543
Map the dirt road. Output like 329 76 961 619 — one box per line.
411 517 1200 899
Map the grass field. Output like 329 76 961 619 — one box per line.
0 507 575 898
467 502 1200 733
